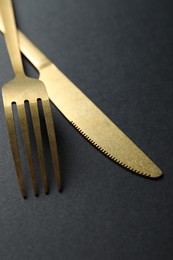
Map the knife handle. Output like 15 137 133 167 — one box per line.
0 12 50 71
18 30 52 70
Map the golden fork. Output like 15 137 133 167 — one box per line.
0 0 61 198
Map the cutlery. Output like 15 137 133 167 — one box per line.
0 12 162 179
0 0 61 198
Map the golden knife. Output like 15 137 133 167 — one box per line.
0 18 162 178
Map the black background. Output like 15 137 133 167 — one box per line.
0 0 173 259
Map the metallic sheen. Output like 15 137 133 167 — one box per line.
0 0 61 198
0 12 162 179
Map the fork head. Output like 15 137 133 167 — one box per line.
3 76 49 105
2 75 61 198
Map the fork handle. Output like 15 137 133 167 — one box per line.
0 0 25 76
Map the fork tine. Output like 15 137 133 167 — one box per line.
5 105 26 198
42 100 61 191
29 102 48 194
17 104 38 196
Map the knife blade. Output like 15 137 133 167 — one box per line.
0 19 162 178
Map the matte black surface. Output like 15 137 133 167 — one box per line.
0 0 173 259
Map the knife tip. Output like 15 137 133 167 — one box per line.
150 166 163 179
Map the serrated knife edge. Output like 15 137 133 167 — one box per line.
0 18 162 178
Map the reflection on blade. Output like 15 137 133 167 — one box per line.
8 28 162 178
38 64 161 178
